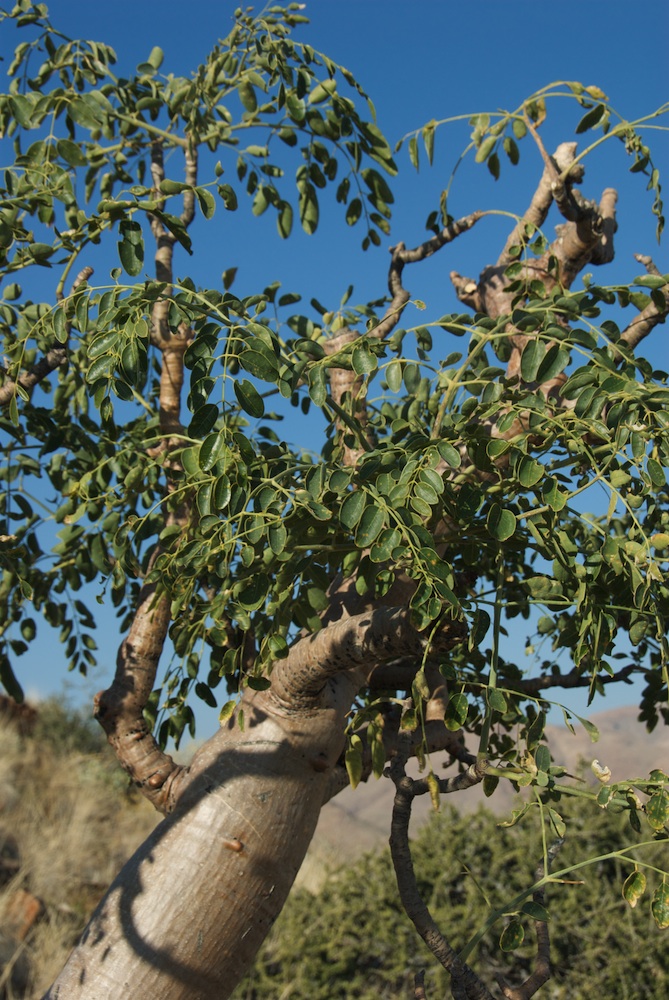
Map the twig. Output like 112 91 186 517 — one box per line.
414 969 427 1000
513 663 637 697
370 212 484 343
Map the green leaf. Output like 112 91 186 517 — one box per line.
500 920 525 952
488 688 507 713
196 187 216 219
298 180 319 234
486 504 516 541
235 574 268 611
522 901 550 922
117 220 144 277
647 458 666 487
575 103 607 134
520 339 546 382
573 712 600 743
536 345 569 383
308 366 327 406
535 744 551 772
147 46 164 69
219 700 237 724
239 349 279 382
53 307 67 344
269 523 287 555
188 404 219 437
234 379 265 418
475 135 496 164
213 474 231 510
622 870 647 909
345 736 363 790
422 124 434 165
403 363 421 394
512 118 527 139
437 441 461 468
57 138 88 166
352 342 377 375
355 504 385 547
370 527 401 562
646 790 669 831
651 883 669 930
277 201 293 239
445 692 468 730
542 477 567 512
68 96 105 129
238 80 258 113
386 359 402 393
517 456 544 488
309 79 336 104
345 198 362 226
286 91 305 122
408 135 419 169
340 490 367 529
199 432 226 472
503 135 519 165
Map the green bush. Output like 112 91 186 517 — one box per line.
235 802 668 1000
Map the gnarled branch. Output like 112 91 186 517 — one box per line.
269 607 466 711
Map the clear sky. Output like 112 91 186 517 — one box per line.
2 1 668 731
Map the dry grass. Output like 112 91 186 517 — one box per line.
0 709 159 998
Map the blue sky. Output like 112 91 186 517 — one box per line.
3 1 668 731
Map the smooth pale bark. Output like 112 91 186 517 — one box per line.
45 674 360 1000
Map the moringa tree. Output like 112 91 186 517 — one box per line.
0 2 668 997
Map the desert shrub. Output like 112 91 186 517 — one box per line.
236 802 668 1000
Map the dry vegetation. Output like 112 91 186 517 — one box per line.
0 702 158 998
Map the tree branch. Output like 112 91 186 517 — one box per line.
496 141 584 270
94 572 183 814
513 663 637 697
617 255 669 354
96 143 200 804
372 212 484 343
388 741 493 1000
0 266 93 408
269 607 467 711
323 211 484 466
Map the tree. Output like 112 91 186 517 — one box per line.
0 2 667 997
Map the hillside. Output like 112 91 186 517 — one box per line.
0 700 665 996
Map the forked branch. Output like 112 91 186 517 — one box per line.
388 742 492 1000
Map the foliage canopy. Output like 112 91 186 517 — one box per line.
0 1 668 994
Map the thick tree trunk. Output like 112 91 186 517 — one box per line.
46 608 465 998
45 678 357 1000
